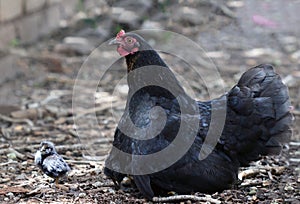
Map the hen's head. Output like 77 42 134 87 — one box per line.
109 30 151 56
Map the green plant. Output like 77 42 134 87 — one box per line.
10 38 20 47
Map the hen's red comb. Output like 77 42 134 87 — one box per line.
116 30 125 39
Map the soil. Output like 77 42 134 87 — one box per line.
0 0 299 203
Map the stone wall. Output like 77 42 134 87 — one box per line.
0 0 79 48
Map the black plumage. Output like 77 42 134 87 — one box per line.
35 141 70 185
105 30 293 199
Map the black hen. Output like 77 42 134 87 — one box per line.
104 30 293 199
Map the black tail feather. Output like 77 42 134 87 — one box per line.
225 64 292 166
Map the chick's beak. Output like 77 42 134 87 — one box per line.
40 145 46 152
108 38 121 45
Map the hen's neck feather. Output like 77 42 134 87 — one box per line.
125 50 168 71
125 49 188 99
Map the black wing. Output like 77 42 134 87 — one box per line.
42 154 70 178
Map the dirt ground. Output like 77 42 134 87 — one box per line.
0 0 299 203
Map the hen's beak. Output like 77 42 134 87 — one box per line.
108 38 121 45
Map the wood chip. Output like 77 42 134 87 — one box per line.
11 108 46 120
0 114 33 126
152 195 221 203
238 169 260 180
0 186 29 195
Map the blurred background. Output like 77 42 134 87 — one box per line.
0 0 299 203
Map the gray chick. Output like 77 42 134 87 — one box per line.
35 141 70 188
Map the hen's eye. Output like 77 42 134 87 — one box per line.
126 37 134 44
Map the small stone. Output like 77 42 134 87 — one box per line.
116 85 129 96
263 180 271 186
249 187 257 195
108 188 115 194
291 50 300 60
121 177 131 186
6 192 14 199
7 166 16 172
7 152 17 160
4 197 9 202
112 7 140 28
15 174 26 180
92 181 102 188
69 184 79 191
26 103 40 109
284 185 294 191
54 37 94 55
21 161 27 165
141 21 163 30
279 36 297 44
115 0 152 15
94 168 101 175
272 166 285 175
78 192 86 198
282 75 297 87
13 196 20 202
284 45 297 53
174 6 209 25
249 190 257 195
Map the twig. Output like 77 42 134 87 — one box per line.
0 186 29 194
152 195 221 203
0 143 84 155
56 101 124 124
238 169 260 180
0 178 10 183
64 159 103 165
0 161 18 166
0 148 26 160
82 155 107 161
9 148 26 160
292 110 300 116
54 126 78 138
46 74 99 86
225 195 233 202
240 180 263 187
0 113 34 126
239 166 285 180
267 171 274 180
30 197 45 202
27 186 43 195
0 143 10 149
74 101 124 119
55 144 85 152
208 0 237 18
289 141 300 146
86 184 116 193
290 158 300 163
